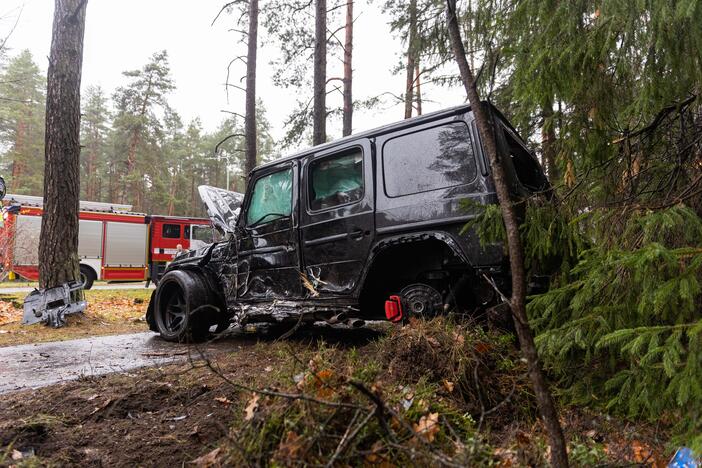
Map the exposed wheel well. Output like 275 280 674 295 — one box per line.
358 238 473 318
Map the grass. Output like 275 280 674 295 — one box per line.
0 318 673 466
0 288 153 347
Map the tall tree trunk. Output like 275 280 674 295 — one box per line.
244 0 259 187
342 0 353 137
312 0 327 145
39 0 87 289
122 75 153 206
445 1 569 466
414 62 422 116
542 97 558 184
10 119 27 191
403 0 417 119
86 125 97 200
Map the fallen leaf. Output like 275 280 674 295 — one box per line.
244 393 260 421
426 336 440 347
11 449 23 460
214 396 232 406
413 412 440 443
264 366 272 372
192 447 221 467
274 431 303 461
442 379 455 393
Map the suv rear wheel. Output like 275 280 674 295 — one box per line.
398 283 444 320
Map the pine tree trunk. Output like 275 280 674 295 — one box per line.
39 0 87 289
342 0 353 137
313 0 327 145
10 119 27 191
542 97 558 184
123 75 152 206
445 1 569 466
244 0 259 186
415 62 422 116
86 127 97 200
404 0 417 119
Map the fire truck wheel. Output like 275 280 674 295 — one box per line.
154 270 218 342
79 265 96 290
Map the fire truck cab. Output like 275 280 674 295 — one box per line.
0 194 214 288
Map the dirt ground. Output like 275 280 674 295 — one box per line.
0 322 673 467
0 289 152 347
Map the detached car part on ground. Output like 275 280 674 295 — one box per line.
146 103 550 341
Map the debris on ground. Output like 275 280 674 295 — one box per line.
0 318 674 466
22 281 86 327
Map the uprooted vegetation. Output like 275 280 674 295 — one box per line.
0 319 670 466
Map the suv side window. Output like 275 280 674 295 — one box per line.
382 122 477 197
309 148 363 211
246 168 293 225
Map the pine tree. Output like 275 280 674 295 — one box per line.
0 50 46 195
112 50 174 210
39 0 88 289
80 85 110 201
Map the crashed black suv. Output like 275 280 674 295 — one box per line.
146 103 549 341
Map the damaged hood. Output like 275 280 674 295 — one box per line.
198 185 244 234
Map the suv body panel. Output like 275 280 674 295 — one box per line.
149 103 548 332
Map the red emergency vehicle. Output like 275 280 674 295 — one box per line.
0 194 213 288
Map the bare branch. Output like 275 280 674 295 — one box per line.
211 0 248 26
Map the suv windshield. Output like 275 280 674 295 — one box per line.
246 168 293 226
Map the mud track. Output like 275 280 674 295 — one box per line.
0 332 236 394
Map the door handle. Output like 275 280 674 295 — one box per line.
349 229 366 240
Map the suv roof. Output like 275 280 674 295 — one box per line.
255 104 476 173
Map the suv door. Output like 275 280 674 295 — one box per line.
300 139 374 295
235 162 303 300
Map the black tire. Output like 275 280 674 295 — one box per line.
399 283 444 320
153 270 219 342
79 265 96 290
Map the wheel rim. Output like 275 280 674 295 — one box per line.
163 289 187 333
80 272 87 286
400 283 443 319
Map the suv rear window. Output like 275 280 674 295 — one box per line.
382 122 476 197
309 149 363 211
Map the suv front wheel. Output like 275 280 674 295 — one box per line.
154 270 218 342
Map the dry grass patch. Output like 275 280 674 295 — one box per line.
0 288 152 346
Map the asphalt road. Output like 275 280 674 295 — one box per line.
0 283 156 294
0 332 238 394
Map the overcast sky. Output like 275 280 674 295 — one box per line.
1 0 463 152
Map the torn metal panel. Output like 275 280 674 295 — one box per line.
23 281 87 328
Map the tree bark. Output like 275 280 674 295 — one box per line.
10 119 26 191
403 0 417 119
244 0 259 186
414 62 422 116
313 0 327 145
445 1 569 466
342 0 353 137
39 0 87 289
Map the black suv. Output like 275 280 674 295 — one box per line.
146 103 549 341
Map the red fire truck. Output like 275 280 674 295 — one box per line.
0 194 214 288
